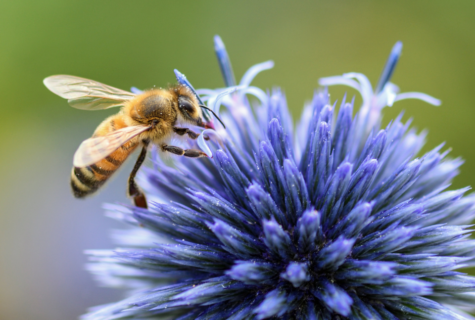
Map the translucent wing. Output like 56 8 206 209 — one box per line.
73 126 150 167
44 75 136 110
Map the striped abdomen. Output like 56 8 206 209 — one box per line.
70 114 139 198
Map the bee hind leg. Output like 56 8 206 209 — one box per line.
161 144 208 158
128 143 149 209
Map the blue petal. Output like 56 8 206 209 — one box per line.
197 129 217 157
340 158 378 213
267 118 293 164
384 296 469 319
255 140 288 215
239 86 268 105
395 91 441 106
214 35 236 87
264 89 294 145
262 219 296 260
306 121 333 203
342 72 374 106
173 276 247 306
319 162 353 230
370 158 422 212
174 69 205 105
130 86 143 94
354 226 416 259
358 276 432 296
312 279 353 316
208 220 264 259
295 209 323 254
319 76 361 92
280 261 310 288
215 149 251 209
207 85 246 116
375 41 403 94
133 209 216 244
226 260 277 285
282 159 309 220
315 236 355 271
190 191 258 235
239 60 274 87
297 89 330 167
335 259 397 285
331 100 353 169
398 256 469 277
327 202 373 240
349 293 384 319
428 274 475 293
246 183 288 227
253 289 292 320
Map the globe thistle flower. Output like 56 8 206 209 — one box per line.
83 36 475 320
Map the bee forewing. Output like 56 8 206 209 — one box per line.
43 75 136 110
73 125 150 167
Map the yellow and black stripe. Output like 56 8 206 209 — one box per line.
70 114 140 198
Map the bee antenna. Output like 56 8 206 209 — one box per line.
200 105 226 129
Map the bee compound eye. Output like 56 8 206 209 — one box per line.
178 96 194 114
180 102 194 113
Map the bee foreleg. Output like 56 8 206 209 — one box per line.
128 142 149 209
173 127 209 140
161 144 208 158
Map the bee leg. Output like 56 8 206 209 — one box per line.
128 143 149 209
161 144 208 158
173 127 209 140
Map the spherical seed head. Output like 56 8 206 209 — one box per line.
83 40 475 320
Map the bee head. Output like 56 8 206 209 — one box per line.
175 85 226 129
177 94 205 127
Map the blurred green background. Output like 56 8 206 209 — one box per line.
1 1 475 319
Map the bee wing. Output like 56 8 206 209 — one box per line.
44 75 136 110
73 125 150 167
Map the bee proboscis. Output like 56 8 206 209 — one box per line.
44 74 223 208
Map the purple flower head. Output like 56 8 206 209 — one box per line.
83 36 475 319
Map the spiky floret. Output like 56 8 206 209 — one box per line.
83 37 475 320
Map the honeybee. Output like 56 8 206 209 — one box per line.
44 74 224 209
